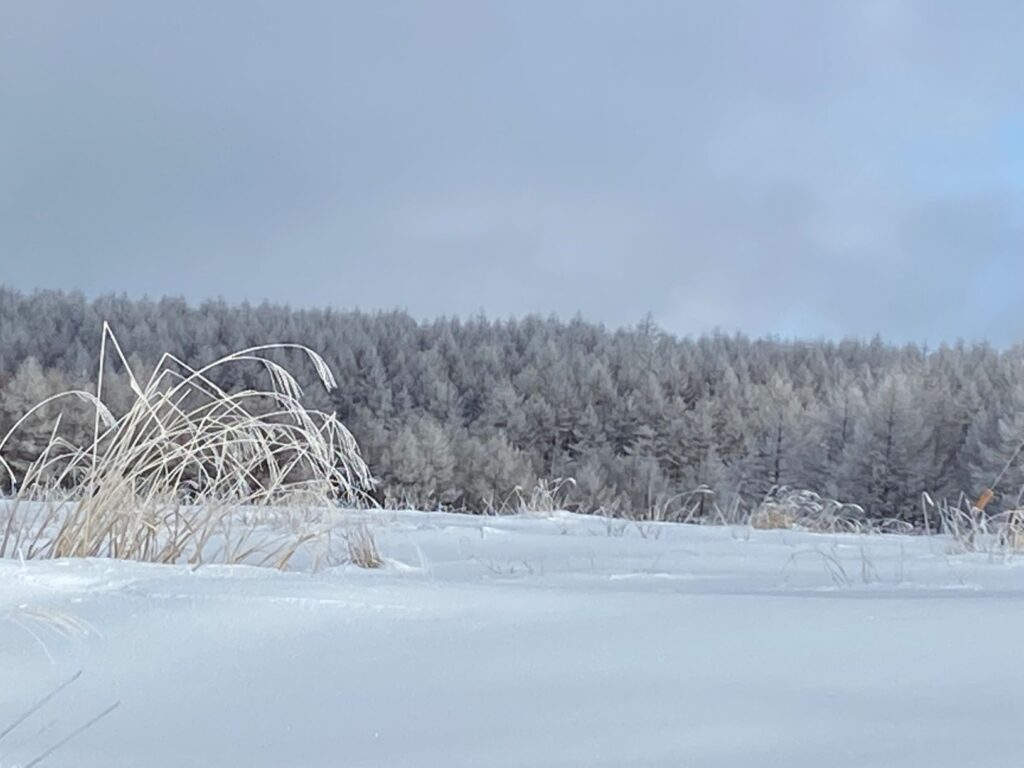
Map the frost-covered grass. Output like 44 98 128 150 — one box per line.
0 500 379 571
0 325 372 566
4 509 1024 767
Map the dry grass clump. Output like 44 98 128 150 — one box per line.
344 522 384 568
0 324 375 567
488 477 577 517
923 492 1024 555
747 488 867 533
750 505 795 530
999 511 1024 551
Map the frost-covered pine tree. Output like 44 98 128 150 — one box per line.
0 357 68 490
3 285 1024 521
839 373 928 521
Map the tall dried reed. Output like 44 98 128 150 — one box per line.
0 324 374 566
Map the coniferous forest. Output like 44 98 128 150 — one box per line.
1 285 1022 525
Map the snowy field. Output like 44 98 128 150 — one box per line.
3 510 1024 767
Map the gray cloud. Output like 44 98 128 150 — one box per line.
2 1 1023 343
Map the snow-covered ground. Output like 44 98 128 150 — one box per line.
3 510 1024 767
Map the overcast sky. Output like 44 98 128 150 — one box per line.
2 1 1023 343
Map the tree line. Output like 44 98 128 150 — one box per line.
1 286 1022 524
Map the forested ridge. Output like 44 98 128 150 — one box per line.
1 286 1022 524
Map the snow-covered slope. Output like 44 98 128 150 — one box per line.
3 511 1023 767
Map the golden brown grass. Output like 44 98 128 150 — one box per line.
344 522 384 568
750 505 795 530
